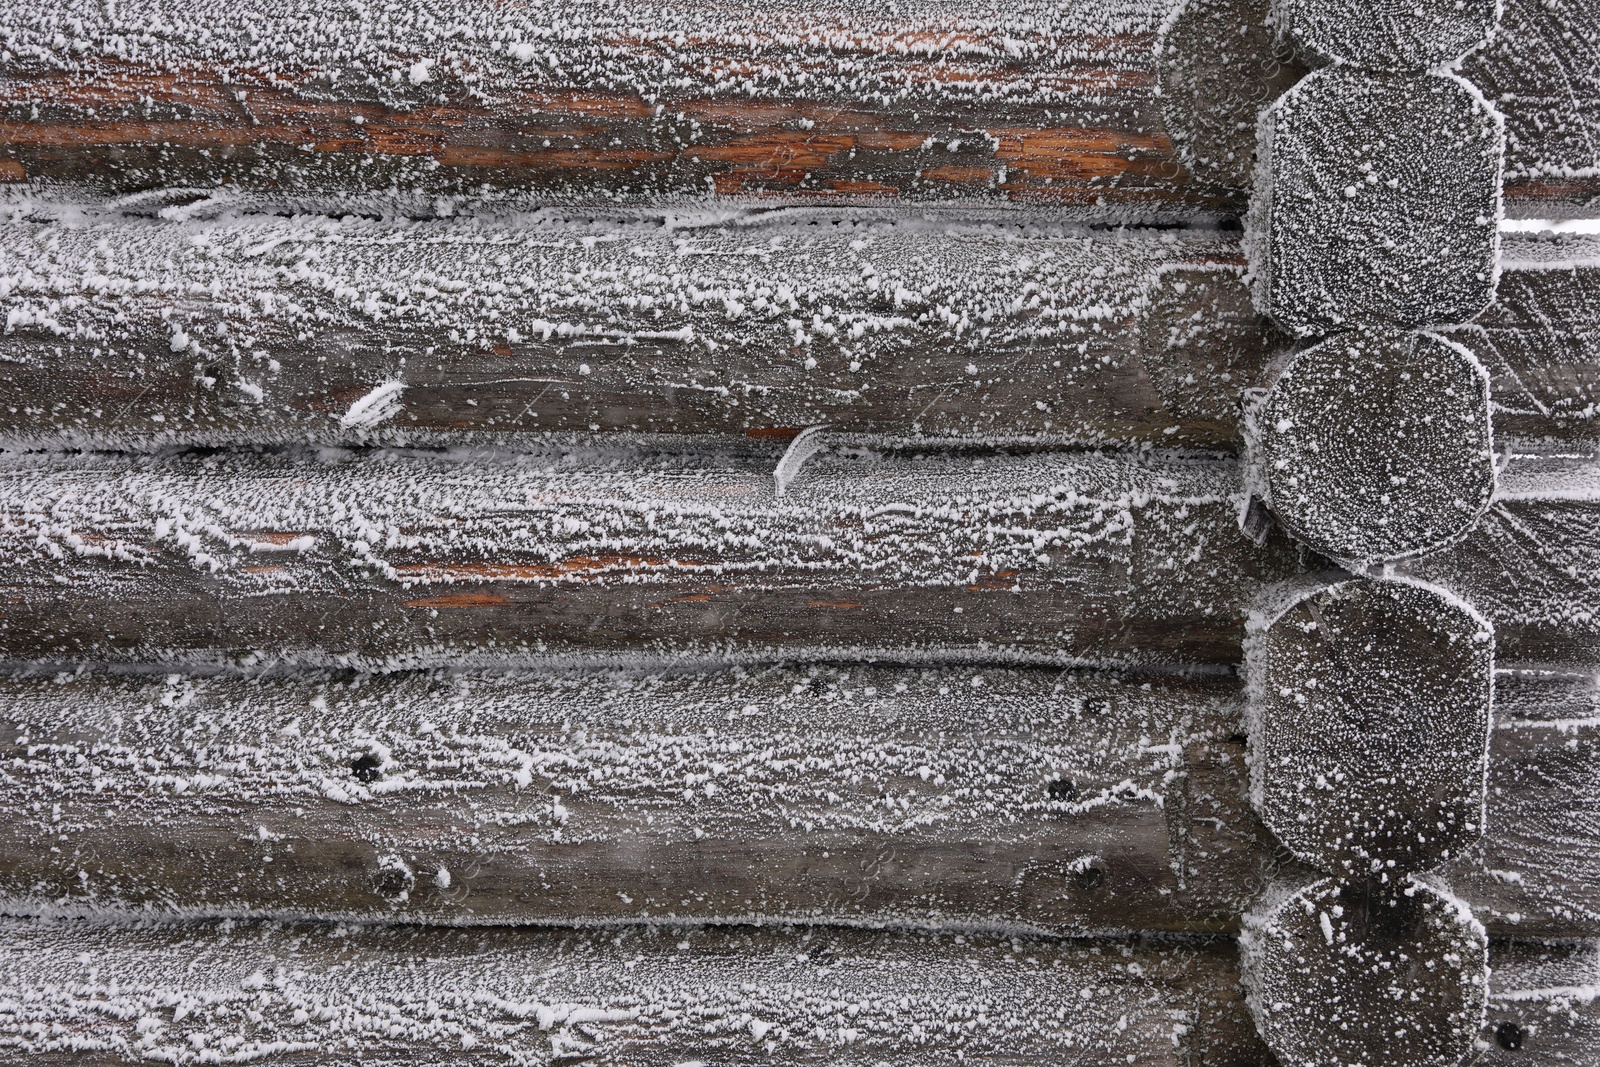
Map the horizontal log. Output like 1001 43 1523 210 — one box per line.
0 212 1275 449
1 213 1595 449
0 917 1268 1066
0 448 1309 670
0 666 1594 937
0 448 1592 669
0 0 1591 211
0 916 1589 1065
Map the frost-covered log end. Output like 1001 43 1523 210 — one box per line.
1250 69 1503 335
1251 330 1496 566
1276 0 1501 70
1242 876 1489 1067
1246 578 1493 875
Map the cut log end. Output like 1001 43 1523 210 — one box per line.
1243 876 1490 1067
1251 69 1503 335
1253 331 1495 566
1280 0 1501 70
1247 578 1494 875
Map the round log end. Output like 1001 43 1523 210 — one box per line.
1156 0 1308 190
1280 0 1500 70
1253 330 1495 566
1243 876 1489 1067
1248 578 1493 876
1250 69 1503 335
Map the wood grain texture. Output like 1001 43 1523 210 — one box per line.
2 212 1597 451
0 210 1276 449
0 0 1592 212
0 0 1234 215
0 667 1594 937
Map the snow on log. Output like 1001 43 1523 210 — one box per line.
0 447 1308 672
1249 331 1495 566
1246 578 1493 876
1249 69 1503 335
0 666 1595 936
0 0 1271 214
0 209 1277 450
4 210 1597 451
1275 0 1499 71
1241 876 1489 1067
0 667 1257 933
0 917 1271 1066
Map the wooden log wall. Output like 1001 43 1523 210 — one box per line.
1 0 1598 1064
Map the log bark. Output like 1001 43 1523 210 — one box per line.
1 213 1596 450
0 666 1594 937
0 0 1592 212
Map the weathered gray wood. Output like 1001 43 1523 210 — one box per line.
1250 68 1502 335
1460 0 1600 217
0 448 1309 671
3 214 1598 451
1481 939 1600 1065
1241 877 1489 1067
1250 331 1495 565
1246 578 1493 876
0 917 1274 1066
0 666 1594 937
1403 454 1600 670
0 666 1256 933
1449 256 1600 442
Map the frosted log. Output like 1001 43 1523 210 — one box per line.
1275 0 1499 71
0 447 1306 671
1250 331 1495 566
1154 0 1306 190
1242 877 1489 1067
0 0 1254 214
1246 578 1493 876
0 666 1595 936
0 211 1276 450
1250 69 1503 335
0 667 1257 932
0 0 1589 211
0 917 1265 1066
5 213 1598 451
